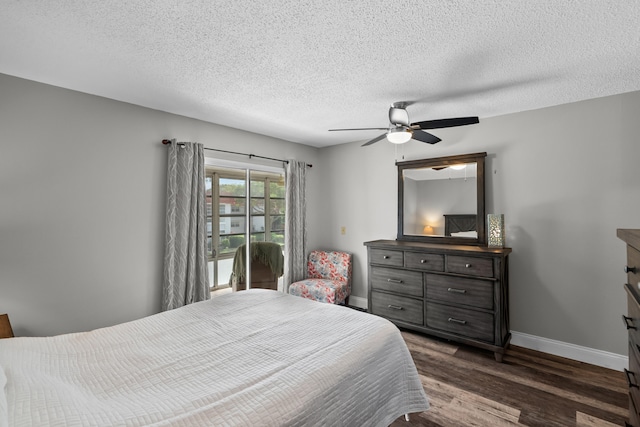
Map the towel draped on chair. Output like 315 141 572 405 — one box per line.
230 242 284 283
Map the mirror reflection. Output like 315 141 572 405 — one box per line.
403 163 477 238
397 152 486 245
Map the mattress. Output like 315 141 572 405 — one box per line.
0 289 429 426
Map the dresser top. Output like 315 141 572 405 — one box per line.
617 229 640 251
364 239 512 256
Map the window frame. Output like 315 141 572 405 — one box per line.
205 163 285 291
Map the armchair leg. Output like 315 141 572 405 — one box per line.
404 414 410 421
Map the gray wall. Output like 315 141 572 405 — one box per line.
317 90 640 356
0 73 320 336
415 177 477 235
2 71 639 357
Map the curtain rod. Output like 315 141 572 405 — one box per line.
161 139 312 168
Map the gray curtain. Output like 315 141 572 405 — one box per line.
162 140 210 311
283 160 307 293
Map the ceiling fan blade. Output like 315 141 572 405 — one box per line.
411 130 441 144
361 133 387 146
329 127 388 132
412 116 479 130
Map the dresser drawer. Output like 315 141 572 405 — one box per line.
631 390 640 427
371 291 423 325
369 249 403 267
627 246 640 290
371 267 423 297
426 302 494 342
627 290 640 348
628 341 640 417
425 274 494 310
405 252 444 272
447 255 494 278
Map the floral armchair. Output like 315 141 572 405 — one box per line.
288 250 352 305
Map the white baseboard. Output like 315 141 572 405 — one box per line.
351 297 626 370
511 331 627 371
348 295 367 309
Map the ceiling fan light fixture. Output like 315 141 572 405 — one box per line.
387 127 412 144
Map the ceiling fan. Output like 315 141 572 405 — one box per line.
329 102 479 146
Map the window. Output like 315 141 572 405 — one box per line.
205 166 285 290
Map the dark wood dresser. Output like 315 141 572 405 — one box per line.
365 239 511 361
618 229 640 426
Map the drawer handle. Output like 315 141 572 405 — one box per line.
625 368 639 388
448 317 467 325
420 259 428 264
623 315 637 330
625 265 637 274
465 263 472 268
387 278 404 284
383 255 390 259
447 287 467 294
387 304 404 310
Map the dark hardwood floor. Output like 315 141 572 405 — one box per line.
392 330 628 427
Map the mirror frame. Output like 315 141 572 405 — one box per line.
397 151 487 246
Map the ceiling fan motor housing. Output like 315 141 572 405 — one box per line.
389 106 410 126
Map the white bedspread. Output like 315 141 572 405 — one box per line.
0 290 428 426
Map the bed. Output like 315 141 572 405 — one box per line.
0 289 429 426
443 214 477 237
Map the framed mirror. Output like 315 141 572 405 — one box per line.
397 152 487 245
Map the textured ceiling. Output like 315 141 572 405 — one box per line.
1 1 639 147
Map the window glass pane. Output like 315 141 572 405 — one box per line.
271 215 285 231
205 176 212 196
206 166 286 291
269 199 285 215
220 234 245 254
221 216 245 235
251 233 265 242
218 258 233 287
270 180 285 198
219 178 245 196
206 197 212 217
219 197 245 214
251 216 265 232
270 232 285 245
208 261 215 289
218 237 230 253
251 198 265 214
250 180 265 197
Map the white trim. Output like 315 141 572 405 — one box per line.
349 300 626 370
510 331 627 371
205 156 284 174
348 295 367 310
